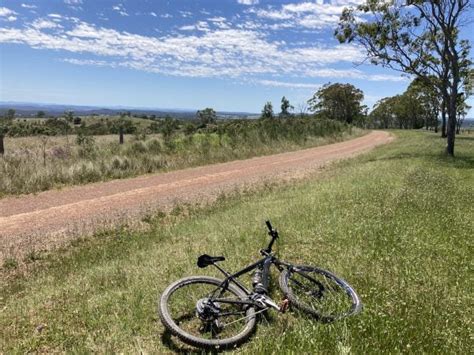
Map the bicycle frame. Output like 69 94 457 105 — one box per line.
204 221 293 310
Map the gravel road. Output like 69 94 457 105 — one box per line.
0 131 393 262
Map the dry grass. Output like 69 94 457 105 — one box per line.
0 127 362 197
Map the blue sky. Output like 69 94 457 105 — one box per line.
0 0 472 113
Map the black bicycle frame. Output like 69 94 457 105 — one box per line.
208 220 291 306
210 254 291 304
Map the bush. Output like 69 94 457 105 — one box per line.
147 139 162 153
110 156 131 171
127 141 148 154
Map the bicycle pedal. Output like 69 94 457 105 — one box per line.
279 298 289 313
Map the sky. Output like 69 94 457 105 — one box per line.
0 0 472 113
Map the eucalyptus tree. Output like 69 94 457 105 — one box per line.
336 0 472 156
280 96 294 117
261 102 274 119
307 82 365 124
197 108 217 126
406 78 441 131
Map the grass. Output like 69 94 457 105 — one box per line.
0 123 359 197
1 130 473 353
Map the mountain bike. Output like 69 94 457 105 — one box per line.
158 221 362 350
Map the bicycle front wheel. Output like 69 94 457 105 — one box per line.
159 276 256 350
279 265 362 322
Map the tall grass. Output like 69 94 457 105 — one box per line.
1 131 472 353
0 118 357 197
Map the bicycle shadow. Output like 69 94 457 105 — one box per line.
161 329 220 354
160 311 276 354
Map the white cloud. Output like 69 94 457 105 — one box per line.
64 0 83 4
0 7 17 17
0 17 365 80
305 68 407 82
366 74 407 82
150 12 157 17
254 1 364 30
62 58 116 67
112 4 129 17
21 4 37 9
237 0 260 5
32 19 62 29
179 25 196 31
180 11 193 18
256 80 321 89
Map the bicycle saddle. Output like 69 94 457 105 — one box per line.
197 254 225 268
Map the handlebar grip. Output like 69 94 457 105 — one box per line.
265 220 273 232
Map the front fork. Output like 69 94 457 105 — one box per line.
251 257 289 312
252 257 272 294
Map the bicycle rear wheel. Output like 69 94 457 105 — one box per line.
159 276 256 350
279 265 362 322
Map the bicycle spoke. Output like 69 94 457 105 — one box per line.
288 269 354 318
166 281 253 340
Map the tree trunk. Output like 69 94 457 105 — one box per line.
0 134 4 155
446 93 457 156
119 127 124 144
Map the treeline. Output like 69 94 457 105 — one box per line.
368 79 470 134
278 80 471 136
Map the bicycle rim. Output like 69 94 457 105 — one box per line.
281 266 361 322
159 277 256 349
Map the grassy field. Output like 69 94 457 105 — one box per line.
1 131 473 353
0 120 357 197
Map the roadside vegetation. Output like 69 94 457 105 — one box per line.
0 116 357 197
1 131 472 353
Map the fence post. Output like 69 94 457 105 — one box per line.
119 127 124 144
0 134 4 155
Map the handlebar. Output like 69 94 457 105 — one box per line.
264 220 279 253
265 220 273 232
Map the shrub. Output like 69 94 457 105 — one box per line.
110 156 131 171
68 161 101 183
127 141 148 154
146 139 162 154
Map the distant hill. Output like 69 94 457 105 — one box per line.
0 102 257 120
462 119 474 127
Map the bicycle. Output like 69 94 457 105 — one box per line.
158 220 362 350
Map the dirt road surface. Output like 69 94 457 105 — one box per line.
0 131 392 262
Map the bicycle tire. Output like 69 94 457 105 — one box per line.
159 276 257 350
279 265 362 322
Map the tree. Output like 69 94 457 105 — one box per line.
370 84 430 130
0 112 14 155
307 82 364 124
280 96 293 117
37 111 46 118
456 98 471 134
197 108 217 126
261 102 274 119
408 77 442 132
64 111 74 123
161 116 178 139
336 0 472 156
6 109 15 120
370 97 397 129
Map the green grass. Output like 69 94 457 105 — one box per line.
1 131 473 353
